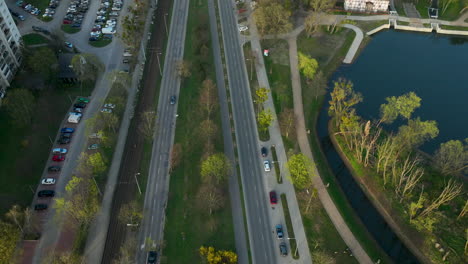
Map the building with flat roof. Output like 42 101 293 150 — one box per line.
0 1 22 97
344 0 389 13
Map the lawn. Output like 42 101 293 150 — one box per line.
0 79 93 215
61 25 81 34
89 39 112 48
438 0 468 21
22 33 49 46
162 0 235 262
26 0 49 12
439 24 468 31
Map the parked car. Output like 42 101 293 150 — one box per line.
61 127 75 133
104 103 115 109
89 133 102 139
147 251 158 264
279 242 288 256
52 148 67 154
38 190 55 197
34 204 48 210
48 166 61 172
52 155 65 162
74 102 86 108
78 97 90 103
58 136 71 144
269 191 277 205
123 59 129 63
101 108 112 113
276 224 284 239
88 144 99 150
74 107 83 113
170 95 176 105
61 132 72 139
41 178 56 185
263 160 271 172
261 147 268 157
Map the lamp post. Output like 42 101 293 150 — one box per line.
156 52 162 75
135 172 142 195
164 13 168 37
287 237 298 257
246 58 253 81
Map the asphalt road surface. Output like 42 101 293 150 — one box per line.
135 0 190 262
217 0 278 263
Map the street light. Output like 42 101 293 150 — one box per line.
135 172 142 195
156 52 162 76
246 58 253 81
287 237 299 257
164 13 169 37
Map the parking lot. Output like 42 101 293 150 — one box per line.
88 0 123 45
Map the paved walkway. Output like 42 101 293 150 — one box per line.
342 24 364 64
287 37 374 264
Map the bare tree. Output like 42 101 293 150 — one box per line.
176 60 192 78
457 199 468 220
139 111 157 140
419 179 463 218
197 184 225 214
279 108 295 138
170 143 183 171
200 79 218 119
6 205 23 233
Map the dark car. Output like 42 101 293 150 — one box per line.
61 132 72 139
58 136 71 144
38 190 55 197
279 242 288 256
48 166 61 172
276 224 284 239
89 37 99 41
170 95 176 105
147 251 157 264
61 127 75 133
261 147 268 157
34 204 48 210
269 191 277 205
74 102 86 108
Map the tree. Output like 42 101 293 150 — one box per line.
199 246 238 264
287 153 316 189
302 0 336 12
298 52 319 81
440 0 455 14
170 143 183 170
253 0 292 36
328 78 362 126
113 236 137 264
434 139 468 175
309 71 327 99
312 250 335 264
197 184 225 215
379 92 421 124
71 53 104 82
107 70 131 88
3 89 35 127
200 79 218 118
27 47 57 76
0 221 21 264
42 251 83 264
457 199 468 220
118 201 142 226
200 153 232 184
258 109 274 132
395 118 439 150
176 60 192 78
279 108 295 138
304 12 325 36
102 113 119 133
5 205 23 233
255 87 269 105
418 179 463 218
87 152 107 175
199 119 218 143
139 111 157 140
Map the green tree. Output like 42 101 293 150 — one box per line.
27 47 57 76
287 153 316 189
102 112 119 133
253 0 292 36
255 87 269 104
199 246 238 264
201 153 232 184
87 152 107 175
328 78 362 126
298 52 319 80
71 53 104 82
434 139 468 175
304 12 325 36
379 92 421 124
3 88 35 127
0 221 21 263
118 201 143 226
396 118 439 150
258 109 274 132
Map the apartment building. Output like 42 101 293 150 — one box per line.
344 0 389 13
0 0 22 97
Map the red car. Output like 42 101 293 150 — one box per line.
52 155 65 162
63 20 72 24
269 191 277 205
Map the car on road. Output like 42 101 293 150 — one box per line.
88 144 99 150
276 224 284 239
104 103 116 109
41 178 56 185
64 41 73 48
74 102 87 108
52 148 67 154
263 160 271 172
147 251 158 264
34 204 48 210
269 191 277 205
101 108 112 113
48 166 61 172
61 127 75 133
279 242 288 256
261 147 268 157
170 95 176 105
38 190 55 197
52 155 65 162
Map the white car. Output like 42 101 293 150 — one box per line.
101 108 112 113
41 178 56 185
238 25 248 32
52 148 67 154
263 161 271 172
104 103 116 109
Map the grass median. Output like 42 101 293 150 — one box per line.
280 194 299 259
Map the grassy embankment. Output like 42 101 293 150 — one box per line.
162 0 235 262
22 33 49 46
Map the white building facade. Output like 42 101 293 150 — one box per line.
0 0 22 96
344 0 389 13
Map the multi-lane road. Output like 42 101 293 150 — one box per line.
135 0 190 262
217 0 279 263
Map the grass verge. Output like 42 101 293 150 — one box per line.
89 39 112 48
439 24 468 31
22 33 49 46
280 194 299 259
61 25 81 34
271 146 282 183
